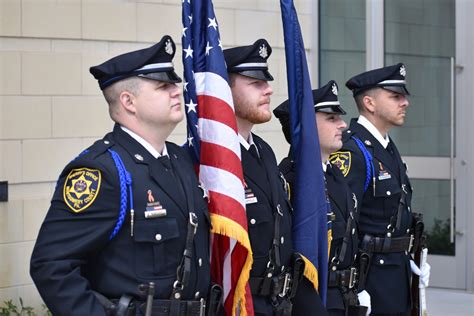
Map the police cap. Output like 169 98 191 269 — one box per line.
273 80 346 143
90 35 182 90
223 39 274 81
346 63 410 97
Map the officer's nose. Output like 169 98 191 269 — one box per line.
263 82 273 96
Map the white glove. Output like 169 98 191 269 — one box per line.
357 290 371 316
410 259 431 288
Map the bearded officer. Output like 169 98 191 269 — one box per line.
223 39 326 316
30 36 212 316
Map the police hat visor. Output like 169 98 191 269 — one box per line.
138 71 182 83
380 85 410 95
237 70 274 81
316 105 347 115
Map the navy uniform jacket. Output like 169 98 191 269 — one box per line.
279 157 358 315
330 119 413 314
325 163 359 312
241 134 294 315
30 125 211 316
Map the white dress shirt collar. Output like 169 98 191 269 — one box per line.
357 115 390 148
120 126 168 159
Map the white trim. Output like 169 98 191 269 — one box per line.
378 79 406 85
315 101 340 107
233 62 268 69
136 62 174 71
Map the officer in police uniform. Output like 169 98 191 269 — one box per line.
274 81 371 316
30 36 211 316
329 64 430 316
224 40 323 316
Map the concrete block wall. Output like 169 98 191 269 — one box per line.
0 0 313 309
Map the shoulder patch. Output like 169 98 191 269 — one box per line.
63 168 101 213
329 151 351 177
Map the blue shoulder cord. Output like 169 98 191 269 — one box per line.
107 149 134 240
351 136 375 194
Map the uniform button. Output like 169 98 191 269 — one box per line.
194 291 200 299
386 191 391 196
387 232 392 237
155 234 162 241
379 259 384 265
406 229 410 234
250 218 256 225
280 236 285 244
408 206 411 212
104 140 110 144
198 258 203 267
352 228 356 235
347 130 351 133
332 266 337 271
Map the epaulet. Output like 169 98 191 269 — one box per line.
78 137 115 160
342 128 355 142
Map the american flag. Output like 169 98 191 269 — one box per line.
181 0 254 315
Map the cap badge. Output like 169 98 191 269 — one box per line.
165 39 174 55
399 65 406 77
259 44 268 58
331 83 338 96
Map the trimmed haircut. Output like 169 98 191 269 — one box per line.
354 87 382 113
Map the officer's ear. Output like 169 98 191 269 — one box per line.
119 91 137 114
362 95 376 114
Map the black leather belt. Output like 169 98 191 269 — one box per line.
361 234 413 253
138 299 205 316
249 272 292 297
328 267 358 289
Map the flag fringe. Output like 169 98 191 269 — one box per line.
300 254 319 292
210 213 253 316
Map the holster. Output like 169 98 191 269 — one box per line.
93 291 134 316
347 305 368 316
206 284 224 316
342 290 367 316
356 251 371 291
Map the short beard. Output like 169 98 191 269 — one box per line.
235 100 272 124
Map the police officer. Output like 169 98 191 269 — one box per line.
274 81 371 316
329 64 430 316
223 39 324 316
30 36 211 316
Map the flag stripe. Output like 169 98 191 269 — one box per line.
199 118 241 159
198 94 238 133
195 72 234 108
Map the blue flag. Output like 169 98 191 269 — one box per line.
280 0 329 302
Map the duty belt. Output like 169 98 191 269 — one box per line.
249 271 293 298
361 234 413 254
328 267 358 289
102 298 206 316
137 299 206 316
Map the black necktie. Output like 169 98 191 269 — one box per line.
158 156 186 201
158 156 172 170
248 144 260 160
387 142 395 156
